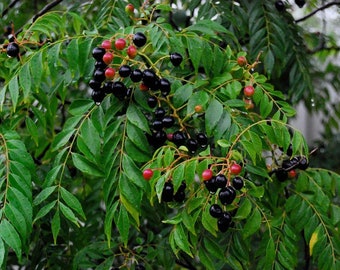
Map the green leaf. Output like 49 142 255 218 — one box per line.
69 99 94 116
173 84 193 108
202 205 217 236
117 206 129 247
8 77 19 111
198 247 215 270
0 220 22 261
33 186 57 206
71 153 104 177
19 64 32 100
127 103 150 133
235 198 252 220
242 208 261 238
186 34 202 72
60 187 86 220
51 210 60 244
205 99 223 136
0 238 5 267
34 200 57 223
4 203 27 241
122 154 147 190
59 202 79 227
25 118 39 146
173 224 193 257
187 91 209 114
51 129 75 151
79 118 101 158
66 39 79 75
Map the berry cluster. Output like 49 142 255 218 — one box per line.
89 31 184 104
275 155 309 182
161 181 186 203
202 165 244 232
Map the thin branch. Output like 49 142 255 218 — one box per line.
295 1 340 23
1 0 20 18
15 0 64 36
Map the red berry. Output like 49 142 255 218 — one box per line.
194 105 203 113
115 38 126 50
288 169 297 179
230 163 242 175
125 3 134 15
105 67 115 79
244 98 254 110
139 83 149 91
237 56 247 67
243 85 255 97
102 52 114 64
101 40 112 50
143 169 154 180
167 133 173 141
127 45 137 59
202 169 213 181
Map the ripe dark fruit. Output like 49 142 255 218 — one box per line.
159 78 171 96
282 157 299 170
133 32 147 47
152 130 167 147
119 65 132 77
217 212 232 232
162 116 175 128
297 156 309 170
152 120 163 131
295 0 306 8
196 133 208 148
215 174 227 188
142 69 158 88
147 96 157 108
230 163 242 175
243 85 255 97
172 131 187 147
130 69 143 82
232 176 244 190
6 42 20 58
154 107 166 119
112 81 128 100
91 90 105 103
219 186 236 205
162 182 174 202
209 204 223 218
93 69 106 83
89 79 102 91
186 138 198 153
95 61 107 69
143 168 153 180
103 82 113 94
275 0 285 12
204 176 218 193
170 52 183 66
275 168 288 182
202 169 213 181
174 190 185 202
115 38 126 50
92 47 106 61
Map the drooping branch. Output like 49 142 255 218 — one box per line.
295 1 340 23
1 0 20 18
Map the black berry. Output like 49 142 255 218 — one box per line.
154 107 166 119
204 176 218 193
174 190 185 202
93 69 106 83
159 78 171 96
143 69 158 88
196 133 208 148
275 168 288 182
133 32 147 47
232 176 244 190
162 116 175 128
6 42 20 58
295 0 306 8
94 61 107 69
152 120 163 131
215 174 227 189
152 130 167 147
147 96 157 108
275 0 285 12
92 47 106 61
217 212 232 232
89 79 102 91
170 52 183 66
172 131 187 147
91 90 105 103
112 81 128 100
297 156 309 170
219 186 236 205
130 68 143 82
162 182 174 202
119 65 132 78
103 81 113 94
209 204 223 218
186 138 198 153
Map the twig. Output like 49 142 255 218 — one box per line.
295 1 340 23
1 0 20 18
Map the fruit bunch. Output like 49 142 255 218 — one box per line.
274 154 309 181
202 165 244 232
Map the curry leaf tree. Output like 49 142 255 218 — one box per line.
0 0 339 269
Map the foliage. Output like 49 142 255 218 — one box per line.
0 0 339 269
